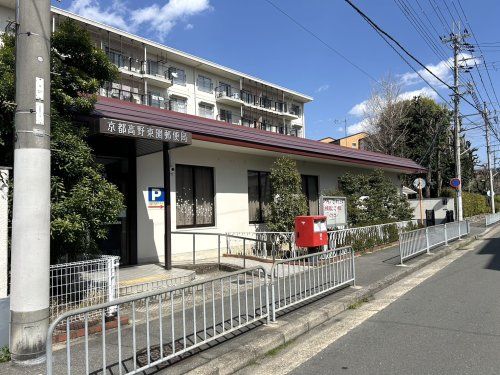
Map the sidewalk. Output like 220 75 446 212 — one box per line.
0 222 489 375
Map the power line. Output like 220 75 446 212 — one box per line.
263 0 380 85
344 0 486 115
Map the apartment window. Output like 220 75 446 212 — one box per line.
248 171 271 223
241 90 253 104
197 75 213 93
169 67 186 86
148 92 165 108
169 96 187 113
199 103 214 119
352 142 357 148
218 82 231 96
176 165 215 228
220 109 232 123
291 104 301 116
106 48 125 68
301 175 319 215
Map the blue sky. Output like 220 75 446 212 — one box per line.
55 0 500 163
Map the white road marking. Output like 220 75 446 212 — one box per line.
239 247 474 375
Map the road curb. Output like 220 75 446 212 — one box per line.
180 231 484 375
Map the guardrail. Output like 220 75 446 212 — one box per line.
47 266 269 375
399 220 469 264
485 212 500 226
270 247 355 321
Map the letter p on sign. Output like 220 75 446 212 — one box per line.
148 187 165 203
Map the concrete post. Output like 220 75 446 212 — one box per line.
0 168 9 298
10 0 51 364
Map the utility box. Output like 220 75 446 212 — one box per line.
295 215 328 248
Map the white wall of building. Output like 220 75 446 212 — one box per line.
409 197 455 223
136 143 401 264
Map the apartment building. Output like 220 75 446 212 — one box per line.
0 3 425 266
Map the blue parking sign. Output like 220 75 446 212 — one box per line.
148 187 165 208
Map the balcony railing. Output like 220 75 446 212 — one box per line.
217 112 300 136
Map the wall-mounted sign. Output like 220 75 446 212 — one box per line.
148 187 165 208
320 196 347 228
99 118 192 146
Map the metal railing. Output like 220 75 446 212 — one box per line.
399 220 470 264
171 231 224 266
327 220 418 250
270 247 355 321
224 234 271 268
485 212 500 226
47 266 269 375
49 255 120 323
226 231 301 260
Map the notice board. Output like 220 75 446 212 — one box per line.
320 196 347 228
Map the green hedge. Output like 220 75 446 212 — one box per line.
462 192 490 217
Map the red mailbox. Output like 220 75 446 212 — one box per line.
295 215 328 248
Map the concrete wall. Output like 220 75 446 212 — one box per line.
409 198 455 224
136 143 402 263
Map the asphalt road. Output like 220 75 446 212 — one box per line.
291 229 500 375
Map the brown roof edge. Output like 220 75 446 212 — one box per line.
92 97 426 174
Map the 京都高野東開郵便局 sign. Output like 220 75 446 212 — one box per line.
99 118 192 145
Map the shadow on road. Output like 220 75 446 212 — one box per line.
478 234 500 271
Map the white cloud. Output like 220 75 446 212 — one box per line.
185 23 194 30
69 0 130 31
68 0 211 40
397 87 438 101
398 53 481 88
315 84 330 93
348 87 439 120
348 100 368 117
347 119 370 135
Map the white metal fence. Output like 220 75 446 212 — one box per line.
47 247 356 375
226 231 299 260
270 246 355 321
399 221 470 264
49 255 120 323
485 212 500 226
328 220 418 250
227 220 417 261
47 266 269 375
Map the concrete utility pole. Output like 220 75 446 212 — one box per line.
10 0 51 365
483 102 496 213
443 23 469 222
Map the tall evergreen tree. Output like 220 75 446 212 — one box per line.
0 20 125 262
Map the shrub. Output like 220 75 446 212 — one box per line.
462 192 490 217
333 170 412 226
266 157 308 232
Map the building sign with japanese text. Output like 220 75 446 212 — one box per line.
99 118 192 145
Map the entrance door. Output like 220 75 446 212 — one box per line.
97 157 131 265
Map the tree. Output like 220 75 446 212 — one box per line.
360 75 410 157
266 157 308 232
0 20 125 262
361 80 478 199
337 170 412 226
